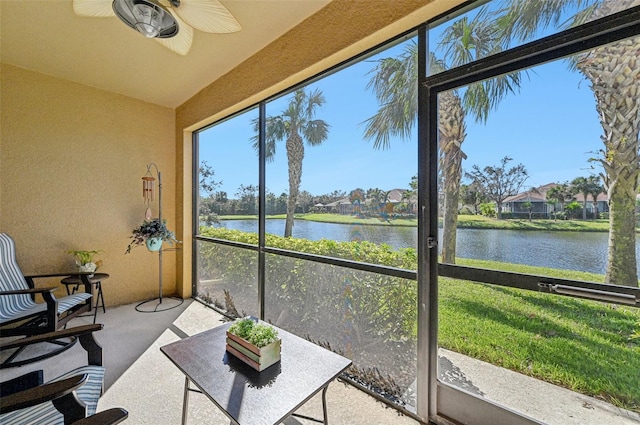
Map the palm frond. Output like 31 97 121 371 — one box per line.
495 0 595 44
303 119 330 146
362 41 418 148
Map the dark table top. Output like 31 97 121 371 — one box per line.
161 322 352 425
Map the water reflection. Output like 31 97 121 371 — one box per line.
217 219 635 275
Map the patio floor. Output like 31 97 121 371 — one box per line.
1 299 420 424
2 299 638 424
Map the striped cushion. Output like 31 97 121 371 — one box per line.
0 365 105 425
0 234 33 320
0 233 92 325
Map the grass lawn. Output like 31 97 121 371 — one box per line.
454 214 615 231
441 258 640 412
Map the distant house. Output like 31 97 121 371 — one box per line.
325 198 354 215
324 188 414 215
502 183 609 218
502 183 556 217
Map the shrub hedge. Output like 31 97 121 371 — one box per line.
199 227 418 342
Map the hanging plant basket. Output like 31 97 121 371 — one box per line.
126 218 179 254
145 237 163 252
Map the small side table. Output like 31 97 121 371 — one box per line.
61 272 109 324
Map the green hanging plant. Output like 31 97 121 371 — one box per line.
125 218 179 254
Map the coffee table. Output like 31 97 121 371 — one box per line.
160 322 352 425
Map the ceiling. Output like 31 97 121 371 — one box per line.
0 0 331 109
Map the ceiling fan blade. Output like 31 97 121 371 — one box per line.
72 0 115 17
172 0 241 33
155 12 193 55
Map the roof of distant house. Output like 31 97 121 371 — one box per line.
504 183 608 203
504 183 557 203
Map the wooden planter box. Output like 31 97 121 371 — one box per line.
226 331 281 372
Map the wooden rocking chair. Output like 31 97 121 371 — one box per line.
0 324 128 424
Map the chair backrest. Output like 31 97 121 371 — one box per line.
0 233 34 319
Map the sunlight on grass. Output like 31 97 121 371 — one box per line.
439 274 640 412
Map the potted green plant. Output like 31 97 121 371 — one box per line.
125 218 179 253
67 249 102 272
226 317 281 371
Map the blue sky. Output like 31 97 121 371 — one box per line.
199 6 605 198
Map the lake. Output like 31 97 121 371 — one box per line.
216 219 638 275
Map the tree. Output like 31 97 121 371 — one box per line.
366 188 387 216
363 12 521 263
586 175 605 219
519 186 542 221
565 200 583 219
251 88 330 237
297 190 314 213
265 191 278 215
235 184 258 215
349 188 366 216
546 192 559 221
276 193 288 215
460 182 487 215
495 0 639 286
546 183 573 220
199 161 222 226
570 177 591 220
402 176 418 215
571 176 604 219
521 201 533 221
466 156 528 219
315 190 346 207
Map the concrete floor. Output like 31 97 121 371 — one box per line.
2 299 639 425
96 300 420 425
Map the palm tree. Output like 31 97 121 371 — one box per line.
366 188 385 215
251 88 330 237
571 175 605 219
571 176 591 220
587 175 605 219
496 0 639 285
349 188 366 216
363 9 521 264
547 183 574 219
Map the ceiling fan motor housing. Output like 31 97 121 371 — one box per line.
112 0 179 38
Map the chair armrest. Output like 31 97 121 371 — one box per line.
24 272 94 297
0 287 58 327
0 374 87 414
0 287 57 296
0 370 44 397
24 272 94 279
72 408 129 425
0 324 104 366
0 324 103 350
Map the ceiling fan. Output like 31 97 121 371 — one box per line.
72 0 241 55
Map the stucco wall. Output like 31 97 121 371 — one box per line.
1 64 176 306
